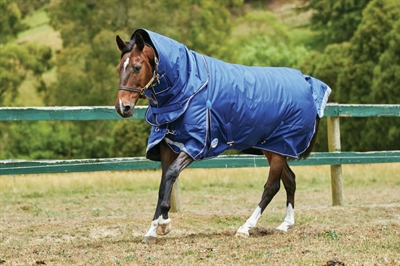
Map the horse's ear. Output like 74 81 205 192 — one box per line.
116 35 127 52
134 33 145 51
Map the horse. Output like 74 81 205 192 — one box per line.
115 28 331 244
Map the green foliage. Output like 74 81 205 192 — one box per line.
233 11 290 44
0 43 52 104
365 19 400 150
0 0 26 43
336 0 400 151
0 120 121 160
0 0 52 105
43 30 117 106
0 2 53 160
112 120 152 157
237 35 311 67
14 0 51 18
47 0 240 57
232 11 312 67
302 0 370 50
337 0 400 104
1 121 77 159
301 0 400 151
48 0 112 47
370 14 400 105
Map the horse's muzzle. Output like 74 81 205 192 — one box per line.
115 102 134 118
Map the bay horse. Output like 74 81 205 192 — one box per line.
115 29 331 244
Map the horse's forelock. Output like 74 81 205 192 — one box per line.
120 40 135 58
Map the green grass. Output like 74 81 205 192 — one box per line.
21 8 49 28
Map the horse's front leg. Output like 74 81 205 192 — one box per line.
156 149 192 236
143 141 177 243
143 140 193 243
236 151 286 237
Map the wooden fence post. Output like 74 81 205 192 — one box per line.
327 105 344 206
170 178 181 212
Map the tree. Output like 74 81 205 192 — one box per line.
335 0 400 151
301 0 370 50
229 11 312 67
112 120 151 157
0 0 52 104
364 19 400 150
0 1 53 160
299 0 400 151
13 0 51 18
0 0 26 44
237 35 311 67
0 43 52 104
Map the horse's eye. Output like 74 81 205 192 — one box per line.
134 65 141 73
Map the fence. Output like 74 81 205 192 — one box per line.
1 104 399 207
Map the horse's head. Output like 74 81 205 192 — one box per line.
115 33 156 118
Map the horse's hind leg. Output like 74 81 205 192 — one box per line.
236 151 285 237
143 140 193 243
276 161 295 232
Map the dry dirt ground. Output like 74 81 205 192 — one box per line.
1 164 399 265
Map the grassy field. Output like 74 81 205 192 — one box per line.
1 164 399 265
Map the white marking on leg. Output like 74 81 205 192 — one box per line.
236 206 262 236
276 203 295 232
156 215 172 235
157 215 171 225
123 57 130 71
144 219 158 238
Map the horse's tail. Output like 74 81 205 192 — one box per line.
297 115 320 160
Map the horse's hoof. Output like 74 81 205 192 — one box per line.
235 231 249 238
275 226 288 233
235 225 250 238
275 222 293 233
274 228 286 234
142 236 158 244
156 222 172 235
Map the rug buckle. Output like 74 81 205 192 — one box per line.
166 129 177 135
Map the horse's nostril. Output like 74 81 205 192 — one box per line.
123 105 131 114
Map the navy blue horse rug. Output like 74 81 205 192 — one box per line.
134 29 331 162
